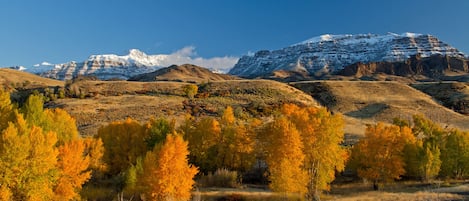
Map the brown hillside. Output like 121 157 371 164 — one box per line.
292 81 469 140
50 79 318 136
412 82 469 115
128 64 239 83
0 68 63 89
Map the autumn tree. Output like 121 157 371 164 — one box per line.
140 134 198 201
98 118 148 176
0 91 101 200
0 89 15 130
54 139 91 200
182 84 198 99
217 106 255 172
0 115 58 201
350 123 415 190
261 117 308 194
279 104 347 200
394 115 442 181
183 116 221 173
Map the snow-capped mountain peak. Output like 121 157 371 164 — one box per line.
229 32 467 78
20 48 238 80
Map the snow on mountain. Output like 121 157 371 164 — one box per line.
22 47 238 80
229 33 467 78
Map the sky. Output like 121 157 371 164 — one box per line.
0 0 468 70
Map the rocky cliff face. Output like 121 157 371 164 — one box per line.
339 54 469 79
229 33 467 78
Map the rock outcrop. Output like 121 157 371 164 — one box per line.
339 54 469 79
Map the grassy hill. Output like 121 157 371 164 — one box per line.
128 64 239 83
292 81 469 141
0 68 63 89
412 82 469 115
51 79 318 136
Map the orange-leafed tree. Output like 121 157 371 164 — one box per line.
140 134 198 201
54 139 91 200
262 117 308 194
351 123 415 190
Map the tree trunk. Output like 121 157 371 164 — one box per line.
373 181 379 191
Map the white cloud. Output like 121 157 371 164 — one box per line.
161 46 239 73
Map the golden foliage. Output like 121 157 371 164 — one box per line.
54 140 92 200
262 117 308 194
351 123 415 187
282 104 348 197
97 117 148 175
141 134 198 201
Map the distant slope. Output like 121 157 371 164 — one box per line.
51 79 318 135
412 82 469 115
128 64 239 83
292 81 469 139
0 68 63 89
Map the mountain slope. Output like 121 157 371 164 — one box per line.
292 81 469 139
128 64 239 82
51 79 318 135
229 33 467 79
0 68 63 88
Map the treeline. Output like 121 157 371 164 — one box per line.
2 88 469 201
94 104 347 201
349 115 469 190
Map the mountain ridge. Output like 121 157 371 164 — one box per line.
229 33 467 79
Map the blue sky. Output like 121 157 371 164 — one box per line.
0 0 468 68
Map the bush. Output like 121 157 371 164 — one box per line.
198 168 240 188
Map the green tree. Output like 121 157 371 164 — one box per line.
440 129 469 179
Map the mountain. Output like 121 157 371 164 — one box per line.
229 33 467 79
339 54 469 81
29 49 170 80
128 64 238 83
22 49 234 80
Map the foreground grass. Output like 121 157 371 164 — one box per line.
193 182 468 201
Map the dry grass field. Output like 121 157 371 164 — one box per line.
292 81 469 140
192 181 469 201
51 79 318 135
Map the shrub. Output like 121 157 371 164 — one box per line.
198 168 240 188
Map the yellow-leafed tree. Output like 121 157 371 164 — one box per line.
262 117 308 194
98 118 148 176
140 134 198 201
280 104 348 199
351 123 415 190
183 116 221 173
